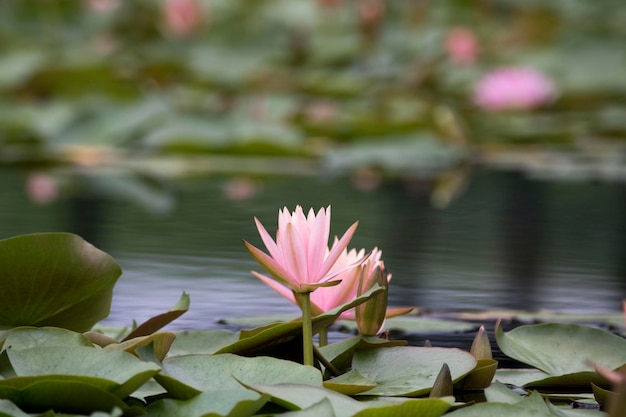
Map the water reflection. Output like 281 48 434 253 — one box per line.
0 167 624 329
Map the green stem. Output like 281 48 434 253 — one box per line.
300 291 314 367
318 326 328 347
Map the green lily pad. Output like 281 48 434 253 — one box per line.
145 388 269 417
0 380 131 415
278 398 336 417
337 316 477 334
319 336 407 376
0 233 121 332
247 383 365 417
351 397 453 417
455 359 498 390
0 327 93 352
351 346 477 396
323 369 377 395
0 398 54 417
167 330 240 357
446 402 554 417
0 346 161 399
155 353 323 400
496 323 626 387
218 315 299 328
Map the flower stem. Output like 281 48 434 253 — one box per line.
300 291 314 367
318 326 328 347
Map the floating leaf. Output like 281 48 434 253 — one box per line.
167 330 241 357
247 384 366 417
323 369 377 396
145 388 269 417
106 332 176 362
337 316 477 334
351 346 477 396
155 353 323 400
319 336 407 375
0 233 121 332
0 327 93 352
351 397 453 417
496 322 626 387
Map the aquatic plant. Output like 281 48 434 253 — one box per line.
0 229 624 416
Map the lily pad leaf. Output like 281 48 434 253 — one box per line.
145 388 269 417
0 327 93 352
155 353 323 400
319 336 407 376
1 346 160 399
0 379 132 415
495 322 626 386
279 398 336 417
445 402 553 417
352 398 453 417
455 358 498 390
0 233 121 332
323 369 377 395
247 384 366 417
352 346 477 396
123 292 190 341
167 330 240 357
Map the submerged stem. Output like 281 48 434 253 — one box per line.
319 326 328 347
300 291 314 367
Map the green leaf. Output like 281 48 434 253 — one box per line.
246 384 366 417
279 398 336 417
351 346 477 396
445 402 553 417
319 336 407 375
167 330 240 356
323 369 377 396
496 323 626 387
123 292 190 341
352 398 453 417
0 327 94 352
145 389 269 417
0 346 160 398
155 354 323 400
0 233 121 332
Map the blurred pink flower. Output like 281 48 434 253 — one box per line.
26 172 59 205
164 0 202 37
474 67 556 111
445 27 479 65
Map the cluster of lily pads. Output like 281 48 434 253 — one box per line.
1 230 625 416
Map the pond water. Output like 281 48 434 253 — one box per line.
1 167 625 330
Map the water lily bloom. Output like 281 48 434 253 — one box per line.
474 66 556 111
163 0 202 37
445 27 479 65
244 206 360 295
255 245 368 316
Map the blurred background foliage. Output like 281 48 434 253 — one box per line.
1 0 625 194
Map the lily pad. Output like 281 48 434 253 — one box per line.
318 336 407 375
323 369 377 396
155 353 323 400
0 233 121 332
0 346 161 399
247 383 365 417
0 327 93 352
496 322 626 386
167 330 240 357
145 388 269 417
351 346 477 396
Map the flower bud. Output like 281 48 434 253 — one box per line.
355 261 388 336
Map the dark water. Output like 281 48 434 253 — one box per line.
1 167 625 330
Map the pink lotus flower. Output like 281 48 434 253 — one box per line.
474 67 556 111
163 0 202 37
244 206 361 295
445 27 479 65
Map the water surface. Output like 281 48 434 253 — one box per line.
1 167 624 330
